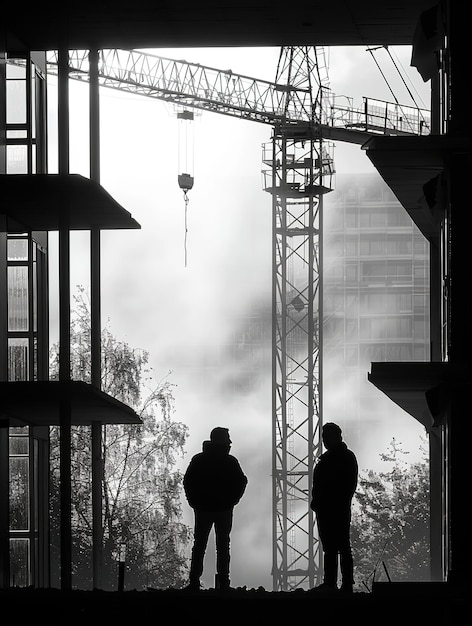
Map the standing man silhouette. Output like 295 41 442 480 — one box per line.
183 427 248 591
311 422 358 593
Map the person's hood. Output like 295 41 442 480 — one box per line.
204 441 230 455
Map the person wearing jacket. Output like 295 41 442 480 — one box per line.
310 422 358 593
183 426 248 591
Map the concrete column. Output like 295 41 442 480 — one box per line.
58 47 72 591
89 48 103 590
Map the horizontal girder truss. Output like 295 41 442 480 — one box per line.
45 49 431 139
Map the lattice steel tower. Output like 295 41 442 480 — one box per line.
261 47 334 591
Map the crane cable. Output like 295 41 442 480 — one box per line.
366 46 399 104
183 189 189 268
367 45 429 133
387 47 430 131
177 108 195 268
385 46 426 110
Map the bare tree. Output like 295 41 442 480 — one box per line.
49 286 191 590
351 437 430 590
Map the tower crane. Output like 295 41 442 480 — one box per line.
46 47 430 592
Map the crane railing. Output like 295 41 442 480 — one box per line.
329 95 430 136
45 49 430 141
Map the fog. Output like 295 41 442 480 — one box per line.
47 45 430 590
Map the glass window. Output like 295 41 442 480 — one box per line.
414 237 428 254
7 79 27 124
360 292 386 314
414 264 428 280
370 209 386 228
387 343 413 360
7 238 28 261
386 317 412 338
414 294 427 313
359 209 370 228
414 319 426 339
414 344 427 360
324 317 344 338
345 264 358 282
360 344 386 362
345 239 358 256
345 209 358 228
397 293 413 313
9 538 30 588
10 426 29 435
6 61 26 79
33 336 38 380
360 238 384 256
345 294 359 314
388 261 412 279
359 208 386 228
345 319 358 341
384 294 398 312
326 236 344 258
9 457 29 531
324 293 345 314
7 130 27 139
31 63 36 139
359 319 370 339
7 145 28 174
362 261 386 279
372 318 387 338
8 339 29 381
388 237 412 255
372 240 384 255
9 435 29 456
8 266 29 331
386 208 412 227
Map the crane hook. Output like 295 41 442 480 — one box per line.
177 108 195 267
178 175 194 268
182 188 190 267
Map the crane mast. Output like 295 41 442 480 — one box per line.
259 46 333 591
46 47 430 592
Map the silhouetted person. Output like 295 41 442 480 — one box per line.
183 427 248 591
311 422 358 593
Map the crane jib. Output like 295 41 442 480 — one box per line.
45 49 430 141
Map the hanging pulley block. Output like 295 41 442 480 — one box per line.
177 110 194 121
178 173 194 191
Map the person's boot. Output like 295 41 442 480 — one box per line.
339 582 353 594
184 578 201 591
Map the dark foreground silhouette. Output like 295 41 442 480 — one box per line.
6 428 466 625
311 422 358 594
0 582 465 625
183 427 248 591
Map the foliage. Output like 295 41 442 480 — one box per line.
351 436 430 589
49 286 191 590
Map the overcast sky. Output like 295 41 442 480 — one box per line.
47 45 430 590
